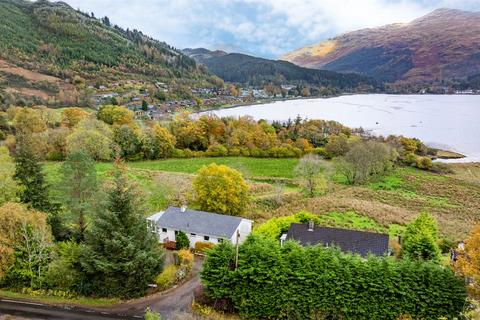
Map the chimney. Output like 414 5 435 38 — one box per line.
308 220 314 232
180 205 187 213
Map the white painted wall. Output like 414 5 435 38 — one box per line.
150 218 253 248
155 227 220 248
229 219 253 245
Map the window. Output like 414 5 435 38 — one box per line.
162 228 167 233
174 230 178 235
218 238 224 243
190 233 196 236
204 235 210 241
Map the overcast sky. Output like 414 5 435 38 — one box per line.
62 0 480 58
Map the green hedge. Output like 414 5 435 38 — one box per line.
201 235 466 320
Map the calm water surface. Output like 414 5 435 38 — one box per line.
207 94 480 162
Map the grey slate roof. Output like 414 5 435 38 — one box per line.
286 223 389 257
156 207 247 239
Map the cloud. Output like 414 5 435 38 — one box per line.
61 0 480 58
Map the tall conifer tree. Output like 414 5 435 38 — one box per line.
80 162 164 298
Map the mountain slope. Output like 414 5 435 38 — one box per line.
282 9 480 85
0 0 207 105
184 49 382 90
182 48 228 64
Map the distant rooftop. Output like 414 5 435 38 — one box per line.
151 207 250 239
286 223 389 257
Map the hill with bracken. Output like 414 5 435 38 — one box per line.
282 9 480 88
0 0 208 107
183 48 382 90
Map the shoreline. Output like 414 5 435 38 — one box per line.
192 94 477 163
194 94 346 114
194 92 480 115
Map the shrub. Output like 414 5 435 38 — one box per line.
178 249 194 272
239 148 250 157
415 156 433 170
46 150 65 161
438 237 456 254
253 211 319 240
403 152 416 164
183 149 194 158
45 241 81 291
312 147 329 158
401 212 441 262
206 144 228 157
228 147 241 157
145 308 162 320
195 241 215 253
155 265 177 290
325 133 350 157
431 162 453 174
172 148 186 158
176 231 190 250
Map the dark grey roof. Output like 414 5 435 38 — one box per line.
286 223 389 257
156 207 247 239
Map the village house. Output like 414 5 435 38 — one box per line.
147 206 253 248
281 221 389 257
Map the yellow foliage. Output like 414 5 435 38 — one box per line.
12 108 47 134
193 164 250 216
178 249 194 271
0 202 50 278
456 223 480 297
155 265 177 290
0 146 17 205
97 105 134 126
61 107 88 128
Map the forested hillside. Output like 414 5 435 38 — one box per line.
0 0 208 106
184 49 382 90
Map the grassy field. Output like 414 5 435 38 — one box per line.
43 158 480 240
44 157 298 213
270 165 480 239
128 157 298 179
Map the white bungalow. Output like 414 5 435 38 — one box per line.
147 206 253 248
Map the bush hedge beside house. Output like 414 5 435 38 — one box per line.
201 235 466 320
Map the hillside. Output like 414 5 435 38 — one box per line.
0 0 207 106
182 48 228 64
282 9 480 86
184 48 382 90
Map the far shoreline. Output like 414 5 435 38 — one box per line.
193 94 478 163
194 92 480 115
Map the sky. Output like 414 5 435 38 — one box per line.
62 0 480 59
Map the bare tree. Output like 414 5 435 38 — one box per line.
294 154 327 197
19 219 52 288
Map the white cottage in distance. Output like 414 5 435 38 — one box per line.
147 206 253 248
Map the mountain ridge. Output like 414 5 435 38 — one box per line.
183 48 382 90
281 8 480 86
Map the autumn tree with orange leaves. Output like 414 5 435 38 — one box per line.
456 223 480 297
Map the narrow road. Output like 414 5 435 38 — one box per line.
107 255 204 319
0 298 141 320
0 256 204 320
